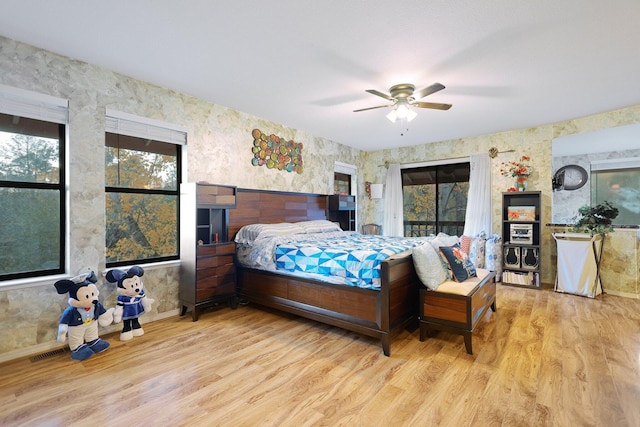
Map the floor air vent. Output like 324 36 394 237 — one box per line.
30 347 69 362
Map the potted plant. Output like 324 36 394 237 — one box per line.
570 201 619 235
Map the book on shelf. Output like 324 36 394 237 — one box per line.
503 271 539 287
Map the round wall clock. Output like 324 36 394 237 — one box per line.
554 164 588 190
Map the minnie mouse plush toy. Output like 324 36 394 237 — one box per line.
106 266 154 341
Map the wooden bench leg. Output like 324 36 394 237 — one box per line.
463 332 473 354
381 335 390 357
419 322 436 341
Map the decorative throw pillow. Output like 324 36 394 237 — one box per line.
460 235 472 256
412 243 449 290
485 233 503 277
428 233 460 279
468 231 487 269
438 243 477 282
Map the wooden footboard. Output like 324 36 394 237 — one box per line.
236 251 420 356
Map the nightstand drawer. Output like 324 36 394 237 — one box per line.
197 243 235 256
197 263 235 280
196 272 235 299
197 254 234 269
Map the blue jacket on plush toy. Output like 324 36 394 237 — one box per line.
54 268 114 361
59 302 109 327
117 289 147 320
106 265 154 341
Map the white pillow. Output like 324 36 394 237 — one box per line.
296 219 342 234
412 243 449 290
234 223 305 244
429 232 460 249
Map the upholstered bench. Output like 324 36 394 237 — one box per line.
419 269 496 354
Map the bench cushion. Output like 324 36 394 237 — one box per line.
434 268 492 296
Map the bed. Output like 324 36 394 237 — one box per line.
228 188 424 356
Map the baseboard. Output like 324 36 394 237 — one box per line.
604 289 640 299
0 309 181 365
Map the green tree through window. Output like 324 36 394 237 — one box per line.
0 113 65 280
402 163 470 237
105 133 180 266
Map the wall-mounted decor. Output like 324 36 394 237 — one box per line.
250 129 304 174
553 164 588 191
365 182 383 199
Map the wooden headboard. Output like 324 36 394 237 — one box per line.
228 188 328 240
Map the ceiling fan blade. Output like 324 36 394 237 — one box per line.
353 104 391 112
413 83 445 99
365 89 394 101
412 101 452 110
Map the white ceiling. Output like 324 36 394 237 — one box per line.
1 0 639 151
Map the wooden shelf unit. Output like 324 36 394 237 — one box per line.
501 191 541 288
180 183 238 320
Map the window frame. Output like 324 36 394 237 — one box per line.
105 110 186 268
333 172 352 195
401 161 470 237
590 157 640 226
0 86 68 283
334 161 358 229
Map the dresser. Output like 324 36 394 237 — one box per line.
180 183 237 321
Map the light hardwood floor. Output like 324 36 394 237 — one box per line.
1 284 639 426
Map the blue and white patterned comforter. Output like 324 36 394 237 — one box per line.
270 232 427 289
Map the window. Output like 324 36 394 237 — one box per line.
334 172 351 195
402 163 470 237
105 111 185 267
590 157 640 226
334 161 357 196
0 86 67 281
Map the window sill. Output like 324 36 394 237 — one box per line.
0 260 181 290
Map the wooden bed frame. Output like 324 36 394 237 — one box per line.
228 188 421 356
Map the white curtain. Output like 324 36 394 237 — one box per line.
383 163 404 236
463 153 492 236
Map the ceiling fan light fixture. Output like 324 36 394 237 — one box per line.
405 107 417 122
362 82 447 124
387 103 417 123
395 103 410 119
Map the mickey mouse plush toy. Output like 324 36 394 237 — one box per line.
106 266 154 341
54 268 114 361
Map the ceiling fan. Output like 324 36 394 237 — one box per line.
353 83 452 122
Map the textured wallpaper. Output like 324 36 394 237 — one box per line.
0 34 639 360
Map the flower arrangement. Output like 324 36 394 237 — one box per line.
570 201 619 235
500 155 533 178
